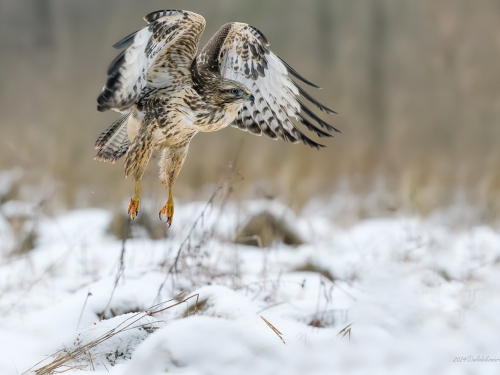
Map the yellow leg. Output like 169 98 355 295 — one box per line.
159 187 174 228
127 180 140 220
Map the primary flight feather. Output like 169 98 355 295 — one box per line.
94 10 338 226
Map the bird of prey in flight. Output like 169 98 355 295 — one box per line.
94 10 338 227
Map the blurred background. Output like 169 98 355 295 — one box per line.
1 0 500 221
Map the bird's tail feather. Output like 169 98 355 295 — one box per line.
94 113 131 164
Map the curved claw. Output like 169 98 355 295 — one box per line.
127 196 140 221
159 202 174 228
159 210 173 228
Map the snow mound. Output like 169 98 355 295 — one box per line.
125 315 334 375
1 201 500 375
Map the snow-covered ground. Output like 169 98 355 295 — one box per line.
1 197 500 375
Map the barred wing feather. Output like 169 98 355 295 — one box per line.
97 10 205 112
199 23 339 148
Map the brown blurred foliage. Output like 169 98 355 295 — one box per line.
1 0 499 216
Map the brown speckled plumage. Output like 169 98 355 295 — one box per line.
94 10 338 224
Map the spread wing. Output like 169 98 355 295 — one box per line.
197 23 339 148
97 10 206 112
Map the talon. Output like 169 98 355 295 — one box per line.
127 181 141 221
127 196 140 220
159 207 173 228
159 194 174 228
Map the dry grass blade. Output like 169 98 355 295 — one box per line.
26 292 200 375
337 323 353 340
155 161 243 301
260 316 285 345
76 291 92 331
99 236 127 320
47 364 88 374
86 351 94 371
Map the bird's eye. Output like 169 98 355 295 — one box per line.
230 88 240 95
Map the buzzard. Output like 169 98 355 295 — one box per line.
94 10 338 227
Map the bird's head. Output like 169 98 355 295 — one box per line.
209 78 254 106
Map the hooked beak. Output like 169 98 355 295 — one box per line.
247 91 255 103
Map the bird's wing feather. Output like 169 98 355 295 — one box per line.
94 112 131 163
97 10 205 112
197 23 339 148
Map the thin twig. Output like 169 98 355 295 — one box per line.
260 316 286 345
28 292 199 375
169 183 225 274
337 323 353 340
86 351 94 371
76 290 92 331
99 267 124 320
99 236 127 320
155 163 242 302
